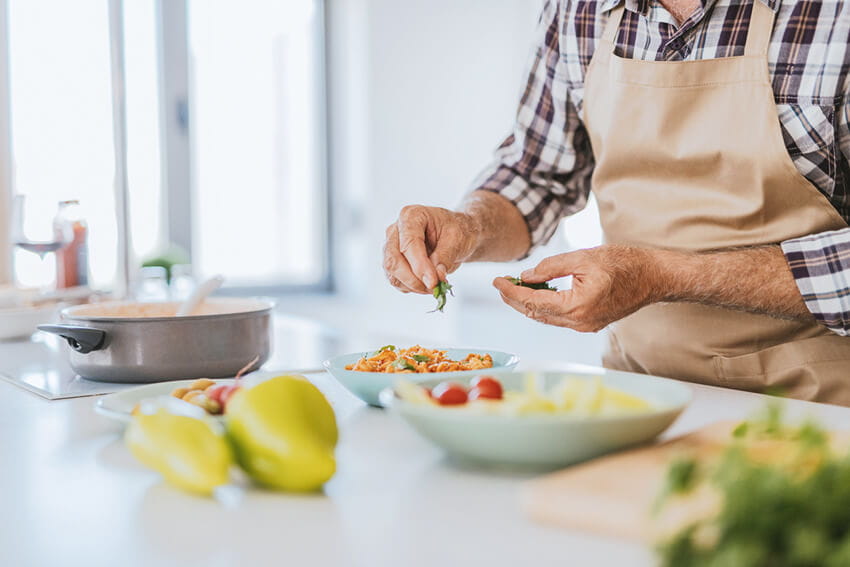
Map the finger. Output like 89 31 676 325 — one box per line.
428 226 466 277
493 278 577 326
521 251 582 283
435 263 449 282
387 275 411 294
397 206 439 290
384 225 430 294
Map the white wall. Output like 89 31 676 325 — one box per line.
327 0 601 308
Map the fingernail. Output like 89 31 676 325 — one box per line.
520 269 532 279
436 264 448 280
423 274 437 289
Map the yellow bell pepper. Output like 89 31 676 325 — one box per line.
125 408 233 495
226 375 338 492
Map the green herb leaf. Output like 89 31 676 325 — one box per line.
390 358 416 371
373 344 396 355
411 354 430 363
429 281 453 313
504 275 557 291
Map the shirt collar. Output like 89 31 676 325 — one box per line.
599 0 780 16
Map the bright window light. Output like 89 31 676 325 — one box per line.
188 0 327 287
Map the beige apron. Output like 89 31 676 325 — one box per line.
582 0 850 405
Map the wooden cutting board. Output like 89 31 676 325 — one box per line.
521 421 744 542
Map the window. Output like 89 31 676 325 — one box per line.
3 0 329 292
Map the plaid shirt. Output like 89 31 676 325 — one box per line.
475 0 850 334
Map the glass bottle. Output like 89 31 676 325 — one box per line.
53 199 89 288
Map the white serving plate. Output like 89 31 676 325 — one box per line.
94 370 285 422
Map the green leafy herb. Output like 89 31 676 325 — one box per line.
654 457 701 514
505 276 558 291
372 344 396 356
657 405 850 567
390 358 416 371
411 354 430 363
430 281 453 313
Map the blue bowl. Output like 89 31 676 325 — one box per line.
323 347 519 407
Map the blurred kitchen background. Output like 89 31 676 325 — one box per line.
0 0 605 364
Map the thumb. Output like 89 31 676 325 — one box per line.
521 252 581 283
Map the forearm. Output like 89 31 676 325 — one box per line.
653 246 811 320
461 190 531 262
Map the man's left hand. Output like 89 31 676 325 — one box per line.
493 245 661 332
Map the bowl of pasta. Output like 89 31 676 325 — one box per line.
322 345 519 407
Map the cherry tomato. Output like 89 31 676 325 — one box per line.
469 376 503 400
431 382 468 405
207 384 241 410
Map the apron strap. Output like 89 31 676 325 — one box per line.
602 5 626 46
743 0 776 57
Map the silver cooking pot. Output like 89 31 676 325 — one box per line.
38 298 272 383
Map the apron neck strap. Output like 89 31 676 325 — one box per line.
602 4 626 46
743 0 776 57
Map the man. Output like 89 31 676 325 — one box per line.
382 0 850 404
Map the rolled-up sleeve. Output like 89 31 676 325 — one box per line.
781 86 850 335
472 0 595 250
782 228 850 336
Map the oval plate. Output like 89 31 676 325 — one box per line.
93 370 294 422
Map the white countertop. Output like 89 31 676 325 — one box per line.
4 307 850 567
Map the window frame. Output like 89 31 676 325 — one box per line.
0 0 333 294
160 0 333 295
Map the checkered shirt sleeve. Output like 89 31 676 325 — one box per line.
471 0 595 251
782 228 850 336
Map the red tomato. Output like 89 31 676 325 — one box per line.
469 376 503 400
208 384 241 410
431 382 468 405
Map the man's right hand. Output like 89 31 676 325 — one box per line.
383 205 480 294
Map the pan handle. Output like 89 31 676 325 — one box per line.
38 324 106 354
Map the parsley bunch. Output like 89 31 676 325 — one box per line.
657 405 850 567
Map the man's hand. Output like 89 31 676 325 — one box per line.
493 246 660 332
494 244 813 332
383 191 532 294
383 205 479 294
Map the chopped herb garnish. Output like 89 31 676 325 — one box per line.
372 345 396 356
390 358 416 371
505 276 558 291
430 281 453 313
411 354 430 363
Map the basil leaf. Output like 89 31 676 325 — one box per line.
391 358 416 371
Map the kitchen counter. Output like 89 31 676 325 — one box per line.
3 308 850 567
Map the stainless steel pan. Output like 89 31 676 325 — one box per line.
39 298 272 383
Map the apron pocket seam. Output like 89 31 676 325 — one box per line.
714 354 850 381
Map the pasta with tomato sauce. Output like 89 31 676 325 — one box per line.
345 345 493 373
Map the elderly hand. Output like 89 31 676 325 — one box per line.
493 245 662 332
383 205 480 294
